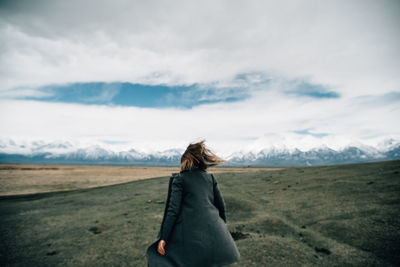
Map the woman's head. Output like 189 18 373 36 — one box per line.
180 140 226 172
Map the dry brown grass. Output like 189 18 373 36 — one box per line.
0 164 283 196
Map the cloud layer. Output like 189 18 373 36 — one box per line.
1 0 399 94
1 87 398 156
0 0 399 155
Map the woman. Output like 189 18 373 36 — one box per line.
146 140 240 266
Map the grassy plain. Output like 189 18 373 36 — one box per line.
0 160 399 266
0 164 280 196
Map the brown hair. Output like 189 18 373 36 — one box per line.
180 140 226 172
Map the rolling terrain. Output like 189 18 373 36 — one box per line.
0 160 399 266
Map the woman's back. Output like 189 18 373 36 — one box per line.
146 140 240 267
179 168 218 212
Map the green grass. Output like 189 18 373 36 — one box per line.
1 160 399 266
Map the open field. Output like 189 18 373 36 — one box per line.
0 160 399 266
0 164 282 196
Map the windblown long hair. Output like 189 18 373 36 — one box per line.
180 140 226 172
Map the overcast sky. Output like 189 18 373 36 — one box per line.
0 0 399 156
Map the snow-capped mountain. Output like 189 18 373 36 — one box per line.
225 138 400 166
0 138 184 166
0 138 399 166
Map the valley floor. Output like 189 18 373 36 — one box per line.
0 160 399 266
0 164 281 196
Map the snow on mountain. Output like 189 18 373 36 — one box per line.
226 138 399 166
376 138 400 152
0 137 399 166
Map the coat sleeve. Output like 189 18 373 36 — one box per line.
212 174 227 223
160 175 184 241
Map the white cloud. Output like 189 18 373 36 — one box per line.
1 0 399 97
0 0 399 154
0 87 399 157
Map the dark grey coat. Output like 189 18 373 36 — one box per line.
146 168 240 266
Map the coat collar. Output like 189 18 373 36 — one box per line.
180 166 206 173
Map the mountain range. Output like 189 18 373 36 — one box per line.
0 138 399 167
